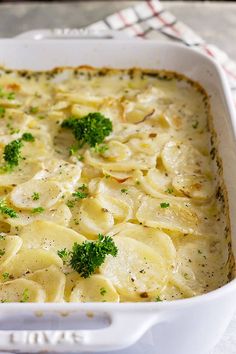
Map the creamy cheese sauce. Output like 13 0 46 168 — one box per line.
0 67 233 303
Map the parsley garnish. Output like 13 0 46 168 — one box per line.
70 234 118 278
57 248 70 263
165 188 173 194
78 155 84 161
29 106 38 114
72 184 89 200
100 287 107 296
67 185 89 207
31 207 44 214
160 202 170 208
1 133 35 172
7 92 15 101
61 112 112 148
20 288 29 303
0 199 18 218
155 296 162 302
0 249 5 257
121 188 128 194
2 272 9 280
0 87 15 100
32 192 40 201
66 200 75 208
3 139 23 169
21 132 35 142
93 144 109 154
0 107 5 118
192 120 199 129
69 146 78 156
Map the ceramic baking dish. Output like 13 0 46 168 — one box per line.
0 34 235 354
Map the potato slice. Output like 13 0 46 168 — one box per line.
34 159 82 191
0 235 22 269
71 103 96 117
100 236 168 300
26 265 65 302
172 174 214 200
85 147 157 171
102 141 131 162
109 223 176 267
19 220 86 252
136 196 210 235
70 274 119 302
0 249 63 278
161 140 211 176
0 278 46 303
97 195 133 223
8 202 72 230
65 272 82 301
72 198 114 239
10 180 63 210
21 139 51 162
0 161 41 188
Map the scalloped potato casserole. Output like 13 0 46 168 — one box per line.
0 67 234 303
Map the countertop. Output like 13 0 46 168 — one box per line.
0 1 235 353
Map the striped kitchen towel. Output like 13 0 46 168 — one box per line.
86 0 236 103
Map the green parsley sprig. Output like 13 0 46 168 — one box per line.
61 112 112 148
64 234 118 278
20 288 29 303
0 199 18 218
0 132 35 172
72 184 89 200
66 184 89 208
160 202 170 208
70 234 118 278
31 207 44 214
0 87 15 101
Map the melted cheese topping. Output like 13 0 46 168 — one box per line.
0 67 233 303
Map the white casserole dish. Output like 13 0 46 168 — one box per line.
0 37 235 354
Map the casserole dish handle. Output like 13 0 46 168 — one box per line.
0 311 162 352
14 28 131 40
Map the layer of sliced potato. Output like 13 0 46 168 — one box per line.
34 159 82 191
109 223 176 267
0 235 22 269
97 195 133 223
172 174 214 200
10 180 63 210
84 147 157 171
0 249 63 278
136 196 209 235
161 140 211 176
64 272 82 301
19 220 86 252
26 265 65 302
0 278 46 303
102 141 131 162
70 274 119 302
72 197 114 239
7 202 72 230
0 161 42 188
100 236 168 300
